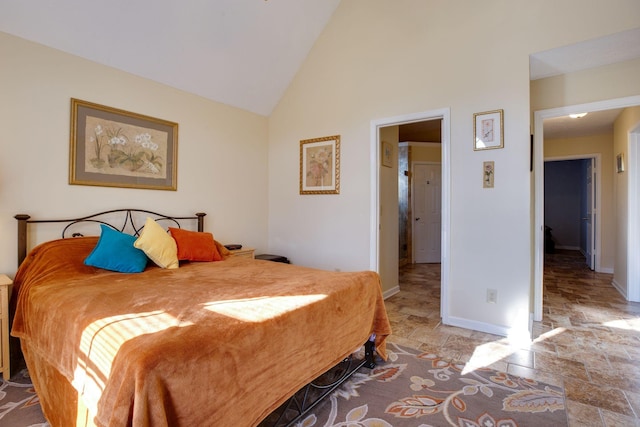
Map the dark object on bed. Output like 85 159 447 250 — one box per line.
11 209 391 426
256 253 291 264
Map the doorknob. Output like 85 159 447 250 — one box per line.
415 217 420 221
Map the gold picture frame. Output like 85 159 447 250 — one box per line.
70 98 178 190
483 161 495 188
300 135 340 195
474 109 504 150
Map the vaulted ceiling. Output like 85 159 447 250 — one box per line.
0 0 341 116
1 1 638 130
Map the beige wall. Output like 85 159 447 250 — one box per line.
613 106 640 295
530 58 640 114
268 0 640 335
544 134 615 271
411 144 442 164
0 32 269 275
379 127 399 295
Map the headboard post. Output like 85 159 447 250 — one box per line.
15 214 31 267
195 212 206 232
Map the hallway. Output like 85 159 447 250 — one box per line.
385 250 640 426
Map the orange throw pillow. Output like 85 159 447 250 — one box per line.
168 228 222 262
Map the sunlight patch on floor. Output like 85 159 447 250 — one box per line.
462 339 515 375
603 318 640 331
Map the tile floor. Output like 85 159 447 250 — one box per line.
384 250 640 427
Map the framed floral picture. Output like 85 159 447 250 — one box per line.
299 135 340 195
69 98 178 190
474 109 504 150
483 161 495 188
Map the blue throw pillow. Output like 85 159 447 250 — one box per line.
84 225 148 273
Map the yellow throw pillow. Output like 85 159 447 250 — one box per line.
134 217 179 269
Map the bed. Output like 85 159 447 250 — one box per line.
10 210 391 426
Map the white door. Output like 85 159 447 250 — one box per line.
585 159 596 270
413 163 441 263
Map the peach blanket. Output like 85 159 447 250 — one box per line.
11 237 391 426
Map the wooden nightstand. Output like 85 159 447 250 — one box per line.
229 248 255 259
0 274 11 381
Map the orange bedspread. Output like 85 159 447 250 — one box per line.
11 237 391 426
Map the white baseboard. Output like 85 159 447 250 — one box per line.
598 267 614 274
529 313 534 336
442 315 531 341
383 285 400 300
611 279 628 299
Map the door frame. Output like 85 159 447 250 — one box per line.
411 161 442 264
628 122 640 302
585 158 596 270
370 108 450 320
533 95 640 321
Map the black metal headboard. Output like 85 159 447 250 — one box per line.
15 209 206 267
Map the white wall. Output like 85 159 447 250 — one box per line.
0 32 269 275
268 1 640 335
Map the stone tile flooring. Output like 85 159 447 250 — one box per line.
384 250 640 426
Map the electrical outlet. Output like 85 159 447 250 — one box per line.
487 289 498 304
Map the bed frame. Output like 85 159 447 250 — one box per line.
15 209 206 266
13 208 377 426
261 340 375 426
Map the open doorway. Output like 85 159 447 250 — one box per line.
396 121 443 267
371 108 451 321
533 96 640 321
544 156 598 270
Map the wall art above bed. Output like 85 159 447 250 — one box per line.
69 98 178 191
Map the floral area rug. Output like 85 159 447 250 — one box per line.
2 345 567 427
296 343 567 427
0 369 48 427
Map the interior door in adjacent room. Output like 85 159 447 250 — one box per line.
413 163 441 263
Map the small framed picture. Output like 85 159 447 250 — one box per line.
617 153 625 173
381 141 393 168
483 161 495 188
300 135 340 195
474 109 504 150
